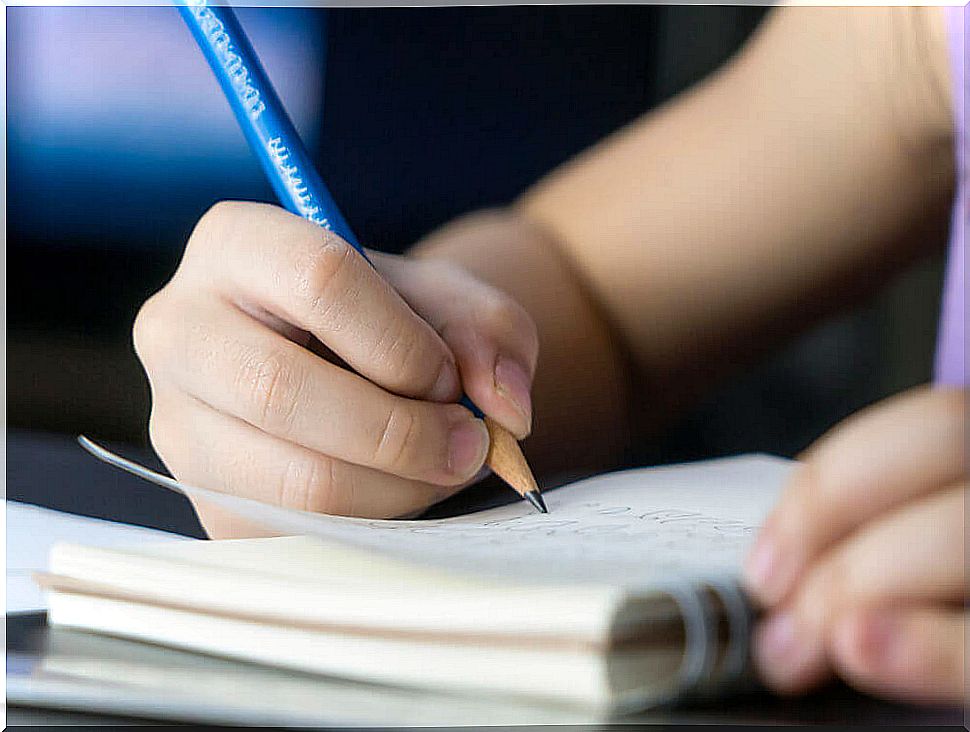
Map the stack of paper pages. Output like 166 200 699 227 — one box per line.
41 442 793 713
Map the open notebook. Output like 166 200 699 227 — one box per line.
39 438 795 714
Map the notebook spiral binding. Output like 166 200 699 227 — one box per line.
665 577 757 701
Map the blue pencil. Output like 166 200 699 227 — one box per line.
176 1 545 512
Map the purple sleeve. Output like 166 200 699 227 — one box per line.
934 7 966 386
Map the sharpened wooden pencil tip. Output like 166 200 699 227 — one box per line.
524 491 548 514
483 417 545 511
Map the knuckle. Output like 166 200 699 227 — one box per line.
371 318 424 377
277 456 340 514
476 291 538 362
195 200 241 236
298 236 356 325
373 405 420 473
478 293 521 331
188 201 236 252
235 347 304 435
186 200 263 264
132 293 172 367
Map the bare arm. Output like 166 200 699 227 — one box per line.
416 8 954 478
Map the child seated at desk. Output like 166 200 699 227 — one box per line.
132 7 965 706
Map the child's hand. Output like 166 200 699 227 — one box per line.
133 202 538 529
743 386 966 703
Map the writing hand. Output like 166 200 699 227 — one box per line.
134 202 538 532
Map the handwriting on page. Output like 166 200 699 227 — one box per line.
325 456 796 584
355 501 761 585
80 439 795 588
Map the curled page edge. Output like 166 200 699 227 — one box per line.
77 436 426 544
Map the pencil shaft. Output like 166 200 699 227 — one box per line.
178 0 541 507
176 1 359 248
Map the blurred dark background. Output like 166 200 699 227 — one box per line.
7 7 944 524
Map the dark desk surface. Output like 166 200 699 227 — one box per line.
6 430 965 728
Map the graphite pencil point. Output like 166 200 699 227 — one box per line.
524 490 548 514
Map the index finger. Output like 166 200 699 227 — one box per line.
184 201 461 403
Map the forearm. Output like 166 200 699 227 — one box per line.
411 8 954 478
519 8 953 418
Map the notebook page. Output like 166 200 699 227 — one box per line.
7 501 189 613
80 438 794 588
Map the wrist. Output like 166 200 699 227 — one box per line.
408 207 527 262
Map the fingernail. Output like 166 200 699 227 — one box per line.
743 532 794 606
494 356 532 434
758 612 799 664
755 611 817 689
448 417 489 480
429 360 459 402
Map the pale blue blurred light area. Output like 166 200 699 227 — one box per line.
8 7 325 249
